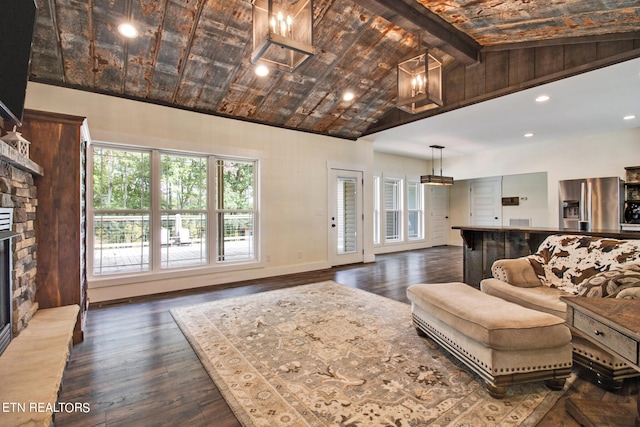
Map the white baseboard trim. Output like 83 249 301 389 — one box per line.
88 261 332 303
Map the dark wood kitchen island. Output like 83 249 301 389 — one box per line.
452 225 640 287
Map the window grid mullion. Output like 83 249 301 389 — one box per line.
150 150 162 271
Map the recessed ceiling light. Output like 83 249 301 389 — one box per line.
623 114 636 120
118 23 138 38
255 65 269 77
524 132 534 138
343 91 354 102
535 95 550 103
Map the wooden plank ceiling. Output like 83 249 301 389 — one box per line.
29 0 640 140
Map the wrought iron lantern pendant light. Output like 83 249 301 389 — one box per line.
251 0 315 72
396 35 443 114
421 145 453 185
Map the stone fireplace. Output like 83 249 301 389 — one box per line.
0 138 42 354
0 208 18 355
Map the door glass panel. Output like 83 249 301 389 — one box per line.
337 177 357 255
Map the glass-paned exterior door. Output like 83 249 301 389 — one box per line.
329 169 363 265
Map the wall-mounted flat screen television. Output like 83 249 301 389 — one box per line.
0 1 37 128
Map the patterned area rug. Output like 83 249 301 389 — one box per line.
171 281 574 426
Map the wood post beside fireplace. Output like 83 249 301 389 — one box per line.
20 109 89 344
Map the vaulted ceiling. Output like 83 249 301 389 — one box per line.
29 0 640 140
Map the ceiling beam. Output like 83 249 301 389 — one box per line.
481 31 640 52
352 0 480 65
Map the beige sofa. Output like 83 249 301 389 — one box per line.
480 234 640 390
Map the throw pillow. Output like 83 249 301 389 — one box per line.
576 263 640 298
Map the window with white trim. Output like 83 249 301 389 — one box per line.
215 159 256 262
384 178 402 242
92 147 151 275
90 145 258 277
160 154 208 268
407 180 424 240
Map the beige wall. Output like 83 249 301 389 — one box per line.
373 152 428 175
501 172 548 227
25 82 374 302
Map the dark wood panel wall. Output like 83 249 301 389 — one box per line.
446 39 640 104
20 109 88 343
366 38 640 134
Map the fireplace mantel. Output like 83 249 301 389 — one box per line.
0 139 43 176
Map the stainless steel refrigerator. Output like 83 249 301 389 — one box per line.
559 177 624 231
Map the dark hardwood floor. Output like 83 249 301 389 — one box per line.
55 246 638 426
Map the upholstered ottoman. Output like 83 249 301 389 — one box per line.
407 282 573 398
